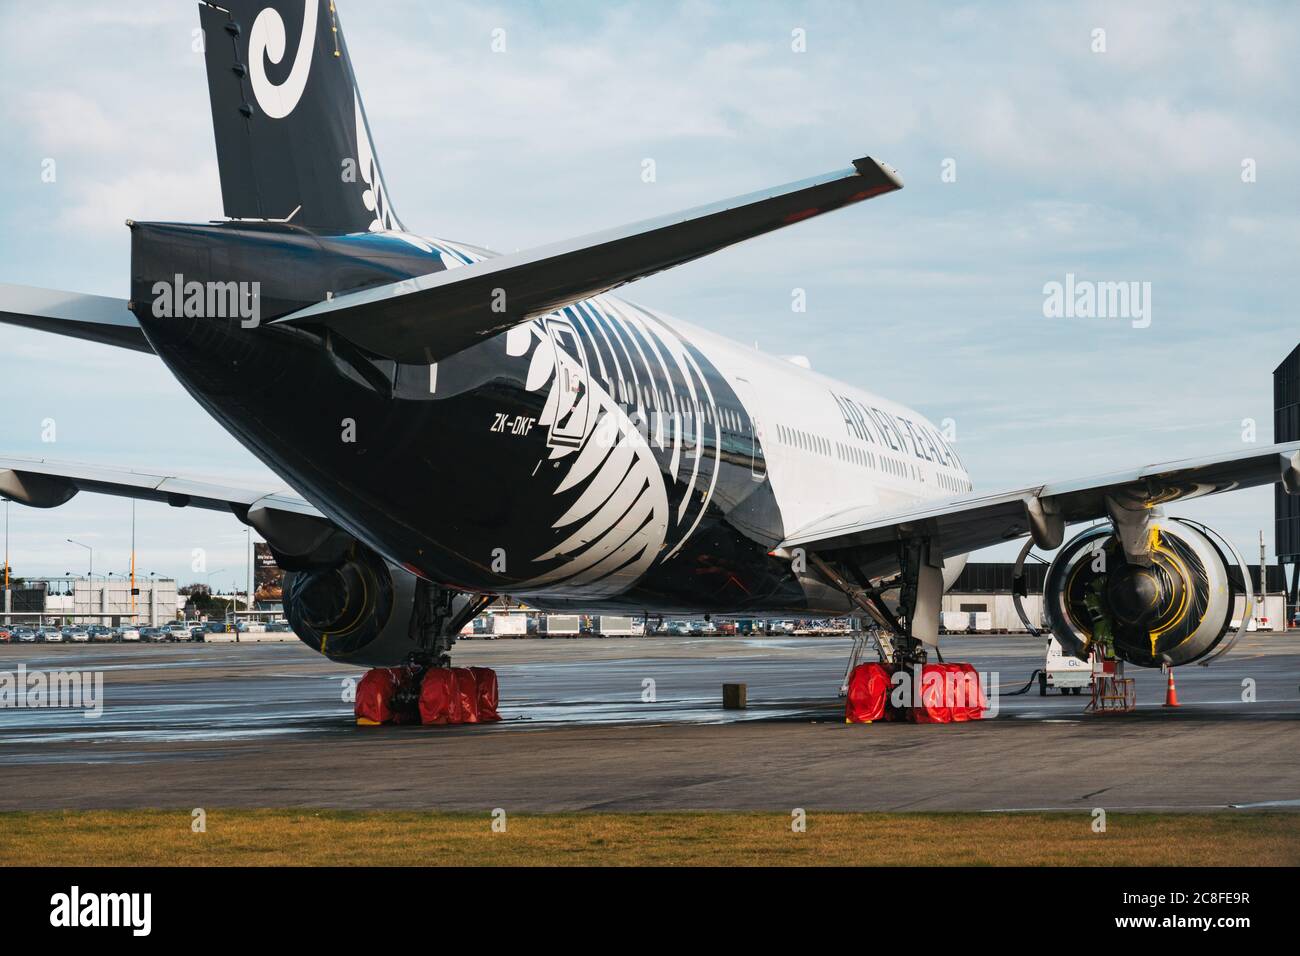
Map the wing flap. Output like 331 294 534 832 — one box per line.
272 156 903 363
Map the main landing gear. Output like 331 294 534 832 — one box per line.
355 582 498 726
810 540 987 723
809 538 941 676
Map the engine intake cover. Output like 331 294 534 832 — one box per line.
1043 519 1236 667
283 544 423 665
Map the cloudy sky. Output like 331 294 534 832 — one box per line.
1 0 1298 590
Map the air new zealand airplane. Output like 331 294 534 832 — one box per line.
2 1 1298 681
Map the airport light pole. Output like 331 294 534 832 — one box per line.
3 497 8 624
67 538 92 579
130 499 136 619
246 526 254 613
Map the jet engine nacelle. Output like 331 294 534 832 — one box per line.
283 545 425 667
1042 518 1239 667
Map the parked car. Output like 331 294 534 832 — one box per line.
65 628 91 643
115 626 141 643
42 628 63 643
14 628 37 643
0 627 11 643
87 625 114 643
139 627 164 643
189 626 207 642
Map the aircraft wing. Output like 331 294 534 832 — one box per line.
272 156 903 363
0 283 153 354
0 455 346 563
780 443 1300 560
0 455 318 516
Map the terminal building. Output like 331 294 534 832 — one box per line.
2 576 178 626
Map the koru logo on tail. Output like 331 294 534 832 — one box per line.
250 1 318 119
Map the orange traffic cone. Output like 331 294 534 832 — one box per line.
1163 667 1180 708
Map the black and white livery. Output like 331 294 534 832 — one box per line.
3 1 1298 672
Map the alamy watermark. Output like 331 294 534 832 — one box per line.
151 274 261 328
1042 273 1151 329
890 667 1001 717
0 664 104 718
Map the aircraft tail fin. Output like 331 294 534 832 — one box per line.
199 1 401 233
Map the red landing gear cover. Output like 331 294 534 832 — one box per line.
844 662 986 724
454 667 480 724
910 663 986 723
910 663 952 723
953 662 987 721
419 667 503 725
469 666 501 722
419 668 459 725
354 666 422 725
845 663 893 723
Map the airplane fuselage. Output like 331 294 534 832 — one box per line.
129 222 971 615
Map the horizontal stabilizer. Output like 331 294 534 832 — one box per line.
0 283 153 353
273 156 903 362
